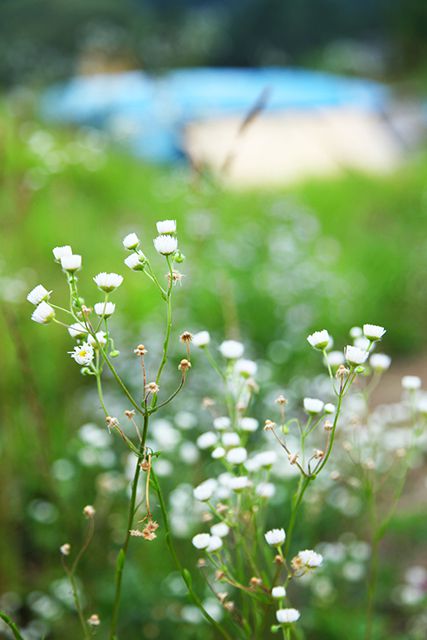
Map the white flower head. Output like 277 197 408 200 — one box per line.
256 482 276 498
370 353 391 372
240 417 259 432
156 219 176 234
210 522 229 538
206 535 223 553
276 608 300 624
27 285 51 305
354 336 371 351
153 234 178 255
88 331 107 347
94 302 116 317
31 301 55 324
349 326 363 339
402 375 422 391
254 451 277 468
213 416 231 431
69 342 94 366
192 533 211 550
303 398 324 415
219 340 244 359
363 324 386 341
228 476 252 492
93 272 123 292
192 331 210 348
123 233 140 250
326 350 345 367
345 345 369 366
265 528 286 546
53 245 72 261
324 403 336 414
235 359 257 377
60 254 82 272
68 322 88 338
271 586 286 599
193 479 217 502
222 432 240 447
124 252 145 270
211 447 226 459
307 329 330 350
196 431 218 450
226 447 248 465
297 549 323 568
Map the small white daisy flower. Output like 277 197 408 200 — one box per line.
193 479 217 502
156 219 176 234
53 245 72 261
235 358 257 377
153 235 178 255
228 476 252 492
256 482 276 498
297 549 323 568
354 336 371 351
307 329 330 350
225 447 247 465
402 375 422 391
60 254 82 272
124 253 144 270
303 398 324 414
31 301 55 324
211 447 226 459
254 451 277 468
349 326 363 338
213 416 231 431
94 302 116 317
210 522 229 538
88 331 107 347
363 324 386 341
222 432 240 447
206 535 223 553
192 533 211 550
345 345 369 366
123 233 140 250
271 586 286 599
219 340 244 359
324 403 336 414
196 431 218 450
192 331 210 348
68 322 88 338
27 285 51 305
276 608 300 624
240 417 259 432
265 528 286 546
370 353 391 371
69 342 94 366
325 350 345 367
93 272 123 292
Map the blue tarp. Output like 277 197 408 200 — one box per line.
41 68 389 162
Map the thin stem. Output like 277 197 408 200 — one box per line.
62 559 91 640
0 611 24 640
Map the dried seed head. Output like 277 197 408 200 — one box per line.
250 577 262 587
180 331 193 343
83 505 96 519
140 459 151 472
169 270 184 285
264 419 276 431
129 529 144 537
106 416 119 429
288 453 299 465
224 601 235 612
324 420 333 431
336 365 350 379
330 470 340 481
145 382 160 394
202 397 215 408
134 344 147 356
215 570 225 581
217 592 228 603
313 449 324 459
274 554 285 565
87 614 100 626
197 558 207 568
178 358 191 372
291 556 303 571
125 409 135 419
275 395 287 406
81 305 91 315
202 512 214 522
60 543 71 556
216 503 229 514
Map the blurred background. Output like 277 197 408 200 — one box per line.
1 1 427 639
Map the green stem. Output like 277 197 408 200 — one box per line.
0 611 24 640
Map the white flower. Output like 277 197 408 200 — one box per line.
349 326 363 338
211 447 226 459
192 331 210 348
93 272 123 292
124 253 144 270
60 254 82 272
68 322 88 338
88 331 107 347
307 329 330 350
370 353 391 371
256 482 276 498
276 608 300 624
219 340 244 359
210 522 229 538
53 245 72 261
123 233 140 250
192 533 211 550
402 375 422 391
94 302 116 317
69 342 94 366
245 458 261 473
226 447 247 465
153 234 178 255
324 403 336 414
297 549 323 568
303 398 324 414
363 324 386 341
354 336 371 351
213 416 231 431
255 451 277 468
27 285 51 305
156 219 176 234
197 431 218 450
222 432 240 447
235 359 257 377
193 479 217 502
345 345 369 366
206 535 223 553
325 351 345 367
31 301 55 324
417 397 427 414
240 417 259 432
271 586 286 599
228 476 251 492
265 528 286 546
